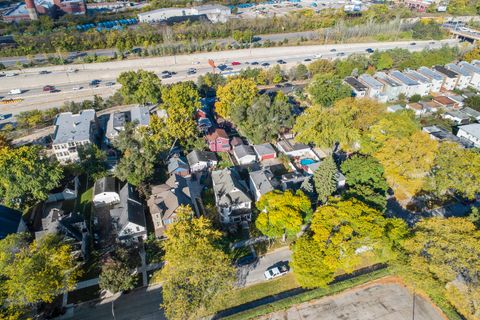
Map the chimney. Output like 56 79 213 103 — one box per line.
25 0 38 20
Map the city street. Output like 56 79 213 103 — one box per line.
240 246 292 286
0 39 457 117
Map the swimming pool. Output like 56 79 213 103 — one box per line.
300 158 317 166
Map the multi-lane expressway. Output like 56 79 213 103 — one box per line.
0 39 458 118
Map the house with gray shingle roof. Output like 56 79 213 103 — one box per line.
110 183 146 242
52 110 98 163
249 169 277 201
105 106 151 144
212 168 252 225
186 150 218 172
233 144 256 165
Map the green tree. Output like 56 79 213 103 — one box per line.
255 190 312 240
307 59 334 75
0 233 80 307
161 206 235 320
231 92 294 144
334 54 369 78
398 218 480 320
292 199 407 288
376 52 393 70
294 98 385 150
99 246 139 294
0 146 63 209
197 73 226 97
427 142 480 200
293 63 308 80
313 156 338 203
307 73 351 107
117 70 162 104
341 154 388 212
215 78 257 119
77 144 107 181
464 95 480 111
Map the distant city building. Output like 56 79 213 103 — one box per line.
3 0 86 22
52 110 98 163
138 4 230 24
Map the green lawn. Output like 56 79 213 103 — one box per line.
217 152 233 169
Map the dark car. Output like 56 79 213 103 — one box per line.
105 81 115 87
304 58 312 62
43 85 55 92
336 52 345 57
187 68 197 75
161 74 172 79
365 48 374 53
330 48 337 52
161 70 170 74
217 64 228 71
276 59 287 64
89 80 101 87
235 255 257 267
410 42 417 45
0 113 13 121
39 70 50 75
251 61 259 65
261 62 270 67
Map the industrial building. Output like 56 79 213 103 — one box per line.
138 4 231 24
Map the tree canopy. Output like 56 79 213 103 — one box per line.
313 156 338 203
161 206 235 320
255 190 312 239
99 246 139 294
291 199 407 288
77 144 108 181
230 92 294 144
0 146 63 209
215 78 257 119
0 233 79 307
117 70 162 104
307 73 351 107
341 154 389 212
293 98 385 150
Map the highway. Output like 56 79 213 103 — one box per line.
0 39 458 118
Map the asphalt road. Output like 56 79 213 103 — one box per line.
0 39 458 118
71 285 165 320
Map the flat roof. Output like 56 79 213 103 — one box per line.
375 72 402 87
344 77 367 92
404 70 430 84
433 65 458 79
53 110 95 145
446 63 470 77
358 74 384 89
458 61 480 75
459 123 480 138
418 67 444 81
390 70 419 86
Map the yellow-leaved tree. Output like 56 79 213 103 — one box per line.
215 78 257 119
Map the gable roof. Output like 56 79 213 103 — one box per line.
0 205 23 239
94 176 118 196
233 144 256 159
35 208 85 241
110 183 146 231
250 169 275 196
253 143 276 156
148 175 192 221
186 150 217 165
212 168 251 208
206 128 229 141
167 155 190 174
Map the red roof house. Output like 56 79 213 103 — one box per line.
206 128 230 152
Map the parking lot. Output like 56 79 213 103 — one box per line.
262 282 445 320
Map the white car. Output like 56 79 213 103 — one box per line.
314 53 323 58
72 86 83 91
67 68 78 73
8 88 22 95
6 73 18 77
264 264 289 280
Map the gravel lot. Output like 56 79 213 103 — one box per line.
261 283 445 320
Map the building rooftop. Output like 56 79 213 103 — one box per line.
375 72 402 87
110 183 146 233
390 70 419 86
233 144 256 159
206 128 229 141
445 63 470 77
433 96 456 106
458 123 480 139
433 65 458 79
423 125 474 148
53 110 96 145
186 150 217 165
212 168 251 208
106 106 150 139
358 74 384 89
458 61 480 75
250 169 275 197
404 70 431 84
253 143 276 156
462 107 480 119
277 138 310 153
417 67 444 81
94 177 118 196
344 76 368 92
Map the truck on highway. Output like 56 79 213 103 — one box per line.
8 89 22 95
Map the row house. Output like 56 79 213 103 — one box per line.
389 70 425 97
417 67 444 93
404 70 433 95
375 72 403 101
344 77 368 98
458 61 480 90
358 74 384 99
445 63 472 90
433 65 458 91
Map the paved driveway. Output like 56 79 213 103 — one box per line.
261 283 444 320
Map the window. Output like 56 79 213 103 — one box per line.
136 226 140 231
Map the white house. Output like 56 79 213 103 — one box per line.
276 138 315 158
358 74 384 99
442 110 470 125
417 67 444 93
457 123 480 148
344 77 367 98
404 70 433 95
249 169 276 201
389 70 422 97
233 145 257 165
93 177 120 207
375 72 404 101
462 107 480 121
110 183 147 242
186 150 218 172
458 61 480 90
433 66 459 91
212 168 252 225
446 63 472 90
406 102 427 116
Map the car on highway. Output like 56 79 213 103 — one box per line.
89 80 101 87
161 70 170 74
66 68 78 73
0 113 13 121
187 68 197 75
314 53 323 58
5 73 18 77
304 58 312 62
330 48 337 52
429 41 436 44
43 85 55 92
217 64 228 71
73 86 83 91
39 70 50 75
365 48 374 53
264 263 289 280
251 61 259 65
276 59 287 64
192 61 201 65
231 61 241 66
410 42 417 45
8 89 22 95
105 81 115 87
336 52 346 57
261 62 270 67
161 74 172 79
